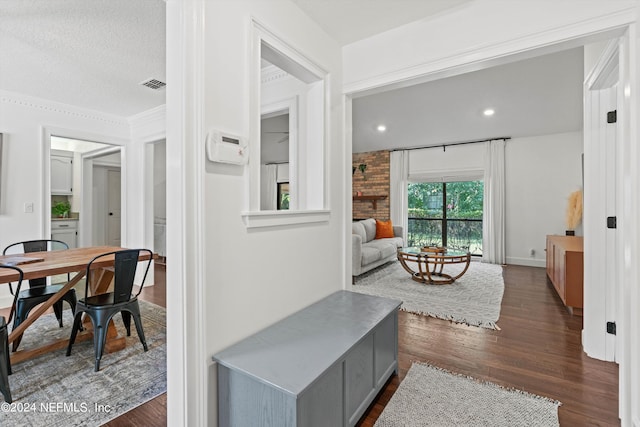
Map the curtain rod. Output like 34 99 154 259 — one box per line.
264 161 289 165
390 136 511 152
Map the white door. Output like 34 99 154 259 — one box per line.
106 169 121 246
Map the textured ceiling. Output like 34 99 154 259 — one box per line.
0 0 166 117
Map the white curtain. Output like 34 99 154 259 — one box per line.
260 164 277 210
482 140 506 264
390 150 409 242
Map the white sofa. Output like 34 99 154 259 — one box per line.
352 218 404 282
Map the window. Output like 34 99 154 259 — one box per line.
277 183 290 210
407 181 484 255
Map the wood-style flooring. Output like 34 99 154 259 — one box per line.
357 265 620 427
3 264 619 426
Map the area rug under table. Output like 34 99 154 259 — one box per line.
353 260 504 329
0 300 166 427
375 362 560 427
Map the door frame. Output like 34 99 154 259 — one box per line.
583 39 621 363
42 127 127 245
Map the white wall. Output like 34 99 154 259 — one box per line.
167 1 344 425
505 131 583 267
0 90 130 307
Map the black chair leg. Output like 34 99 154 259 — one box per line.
122 311 132 336
10 313 24 353
0 324 12 403
132 311 148 352
4 334 10 376
66 312 84 357
53 300 64 328
93 313 111 372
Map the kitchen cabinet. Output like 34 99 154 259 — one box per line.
51 219 78 249
51 153 73 195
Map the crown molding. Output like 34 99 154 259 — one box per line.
129 104 166 141
0 90 128 126
261 64 291 85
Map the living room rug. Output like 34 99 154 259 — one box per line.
0 300 166 426
375 362 560 427
353 260 504 329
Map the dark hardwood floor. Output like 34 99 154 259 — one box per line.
4 263 618 426
357 264 620 427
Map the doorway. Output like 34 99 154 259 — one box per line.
49 135 122 247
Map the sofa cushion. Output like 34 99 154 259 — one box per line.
365 240 397 260
361 219 377 243
361 246 382 265
386 236 404 248
352 222 367 242
375 219 394 239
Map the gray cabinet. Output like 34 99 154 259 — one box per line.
51 219 78 249
51 153 73 195
213 290 401 427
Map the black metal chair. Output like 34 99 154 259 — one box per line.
3 239 78 352
0 264 23 403
66 249 153 372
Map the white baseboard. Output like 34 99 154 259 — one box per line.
505 257 545 268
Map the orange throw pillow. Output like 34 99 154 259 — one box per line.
375 219 394 239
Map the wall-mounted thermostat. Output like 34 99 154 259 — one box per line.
205 130 249 165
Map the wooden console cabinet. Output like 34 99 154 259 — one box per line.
213 291 401 427
546 235 584 315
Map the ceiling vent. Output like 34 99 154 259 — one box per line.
140 78 166 90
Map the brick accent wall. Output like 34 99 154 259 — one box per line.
352 151 390 220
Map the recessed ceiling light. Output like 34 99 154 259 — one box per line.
483 109 495 116
377 124 387 132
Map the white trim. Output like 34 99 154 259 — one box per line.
165 0 205 425
0 90 128 125
505 257 545 268
261 64 291 85
585 39 620 90
241 209 330 229
344 9 633 97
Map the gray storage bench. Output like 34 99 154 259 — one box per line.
213 290 401 427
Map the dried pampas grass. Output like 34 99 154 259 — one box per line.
566 190 583 230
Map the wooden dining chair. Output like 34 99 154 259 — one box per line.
3 239 78 352
0 264 23 403
66 249 153 372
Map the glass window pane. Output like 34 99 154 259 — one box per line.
407 180 483 255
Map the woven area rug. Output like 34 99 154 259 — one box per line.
375 362 560 427
0 300 166 426
353 261 504 329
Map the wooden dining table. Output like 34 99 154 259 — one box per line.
0 246 152 364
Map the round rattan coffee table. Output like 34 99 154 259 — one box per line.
397 246 471 285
